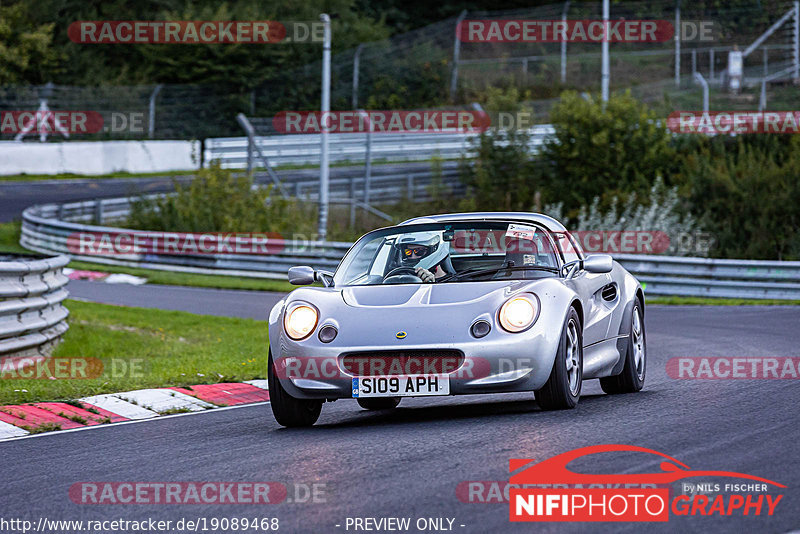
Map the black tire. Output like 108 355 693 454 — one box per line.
357 397 401 410
268 351 322 427
535 307 582 410
600 299 646 394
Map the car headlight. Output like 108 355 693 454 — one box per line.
499 295 539 333
284 304 318 340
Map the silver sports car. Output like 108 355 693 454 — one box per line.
268 212 646 427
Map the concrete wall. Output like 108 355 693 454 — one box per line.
0 140 200 175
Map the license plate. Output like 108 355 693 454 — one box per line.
352 375 449 398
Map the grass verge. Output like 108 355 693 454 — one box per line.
0 169 194 182
67 260 297 292
646 296 800 306
0 300 268 405
0 158 446 182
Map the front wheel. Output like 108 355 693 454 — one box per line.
268 351 322 427
535 307 582 410
600 299 646 394
357 397 401 410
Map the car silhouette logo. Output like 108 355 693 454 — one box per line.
396 331 407 339
510 444 785 487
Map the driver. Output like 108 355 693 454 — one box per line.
394 231 452 283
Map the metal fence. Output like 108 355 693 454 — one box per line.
205 123 555 170
19 199 800 299
0 253 70 362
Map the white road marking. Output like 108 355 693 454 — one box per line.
113 389 214 413
0 402 269 443
0 420 29 439
79 394 159 420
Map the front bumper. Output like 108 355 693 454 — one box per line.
271 323 561 400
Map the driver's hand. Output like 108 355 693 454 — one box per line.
415 267 435 283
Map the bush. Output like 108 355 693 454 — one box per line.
458 88 542 212
127 164 314 235
539 91 677 218
544 178 704 256
681 136 800 260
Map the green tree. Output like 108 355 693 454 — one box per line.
0 3 61 84
538 91 676 218
127 163 314 235
682 136 800 260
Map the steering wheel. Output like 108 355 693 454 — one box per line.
382 266 422 284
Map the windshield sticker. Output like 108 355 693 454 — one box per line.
506 224 537 241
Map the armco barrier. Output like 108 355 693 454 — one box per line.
0 253 70 361
204 126 555 169
19 200 800 299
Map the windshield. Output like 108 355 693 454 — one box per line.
334 221 560 286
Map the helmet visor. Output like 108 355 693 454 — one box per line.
400 243 432 260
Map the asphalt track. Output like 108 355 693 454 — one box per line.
2 287 799 533
66 279 283 319
0 162 435 222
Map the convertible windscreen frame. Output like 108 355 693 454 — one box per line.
332 220 565 287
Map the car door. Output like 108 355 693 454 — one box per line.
554 232 614 345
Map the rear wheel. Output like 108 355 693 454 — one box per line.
535 307 582 410
268 351 322 427
600 299 646 394
357 397 401 410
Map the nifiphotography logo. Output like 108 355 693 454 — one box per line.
509 444 785 522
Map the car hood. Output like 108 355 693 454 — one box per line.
341 280 535 307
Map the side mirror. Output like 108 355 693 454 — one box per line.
288 266 315 285
584 254 613 274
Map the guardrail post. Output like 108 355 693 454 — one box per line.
561 1 570 84
93 199 104 224
148 84 163 139
352 44 363 109
349 175 356 228
521 58 528 85
295 182 301 197
318 13 332 241
693 72 709 112
407 175 414 201
794 1 799 79
675 0 681 86
710 48 715 80
601 0 609 102
57 204 66 220
358 109 373 209
449 10 468 102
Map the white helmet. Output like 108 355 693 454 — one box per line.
394 231 450 271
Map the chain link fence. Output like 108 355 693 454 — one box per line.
1 1 797 142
